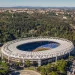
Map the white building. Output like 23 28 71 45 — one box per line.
1 37 74 66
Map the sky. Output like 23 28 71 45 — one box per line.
0 0 75 7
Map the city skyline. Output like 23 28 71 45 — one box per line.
0 0 75 7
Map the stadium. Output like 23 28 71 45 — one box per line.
1 37 74 66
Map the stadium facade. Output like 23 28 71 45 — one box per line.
1 37 74 66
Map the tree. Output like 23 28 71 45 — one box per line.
0 61 9 75
41 67 47 75
56 59 67 74
25 60 31 67
50 71 58 75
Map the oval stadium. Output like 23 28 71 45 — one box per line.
1 37 74 66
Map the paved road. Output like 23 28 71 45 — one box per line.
71 60 75 75
0 47 1 57
67 60 75 75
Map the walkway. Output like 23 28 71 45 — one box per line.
10 70 41 75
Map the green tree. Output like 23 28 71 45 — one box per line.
0 61 9 75
41 67 47 75
50 71 58 75
25 60 31 67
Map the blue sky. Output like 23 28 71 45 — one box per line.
0 0 75 7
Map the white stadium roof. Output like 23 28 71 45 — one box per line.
1 37 74 60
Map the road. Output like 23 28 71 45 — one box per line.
67 60 75 75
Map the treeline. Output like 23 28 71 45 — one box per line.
0 12 75 45
37 59 70 75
